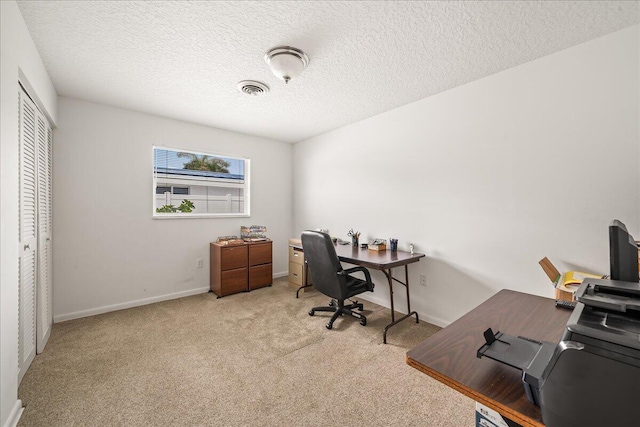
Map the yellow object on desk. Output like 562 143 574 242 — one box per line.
538 257 602 302
555 271 603 300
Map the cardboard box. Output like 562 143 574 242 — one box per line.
368 243 386 251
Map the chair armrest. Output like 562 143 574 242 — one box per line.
339 266 372 284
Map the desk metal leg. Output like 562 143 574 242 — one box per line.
382 264 419 344
296 261 313 298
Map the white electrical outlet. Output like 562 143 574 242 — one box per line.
196 258 203 268
420 275 427 287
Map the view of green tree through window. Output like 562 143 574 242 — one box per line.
153 147 249 217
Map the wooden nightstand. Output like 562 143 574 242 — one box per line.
210 240 272 298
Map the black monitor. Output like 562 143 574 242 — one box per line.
609 219 639 283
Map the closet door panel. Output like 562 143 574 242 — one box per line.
36 117 52 353
18 91 38 381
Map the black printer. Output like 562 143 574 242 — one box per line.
478 220 640 427
478 278 640 427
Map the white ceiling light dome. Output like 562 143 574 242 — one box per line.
264 46 309 84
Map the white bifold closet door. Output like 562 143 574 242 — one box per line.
18 88 53 383
36 109 53 354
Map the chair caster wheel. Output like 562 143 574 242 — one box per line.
329 300 335 307
326 323 333 330
357 306 364 311
309 310 315 316
360 318 367 326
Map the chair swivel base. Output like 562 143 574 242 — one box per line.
308 299 367 329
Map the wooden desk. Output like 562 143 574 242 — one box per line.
406 290 571 427
291 242 425 343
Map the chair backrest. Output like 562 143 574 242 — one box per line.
301 231 346 300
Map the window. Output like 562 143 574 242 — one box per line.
153 147 249 218
155 186 171 195
172 187 189 195
155 186 190 195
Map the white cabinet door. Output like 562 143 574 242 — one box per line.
18 90 38 382
18 87 54 380
36 114 53 354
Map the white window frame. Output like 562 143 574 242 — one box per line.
152 146 250 219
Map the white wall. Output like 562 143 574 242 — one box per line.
0 2 57 426
53 97 292 321
293 26 640 327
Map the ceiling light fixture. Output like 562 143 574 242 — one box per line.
264 46 309 84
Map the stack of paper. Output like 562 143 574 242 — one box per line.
241 225 268 241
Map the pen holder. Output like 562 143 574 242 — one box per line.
352 236 359 247
390 239 398 252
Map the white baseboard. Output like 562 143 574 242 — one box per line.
55 272 291 323
415 312 449 329
358 293 450 329
54 287 210 323
3 400 23 427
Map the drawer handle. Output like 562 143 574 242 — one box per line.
293 274 298 277
294 253 299 257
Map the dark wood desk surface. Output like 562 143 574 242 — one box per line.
332 244 425 269
290 242 425 270
406 290 571 427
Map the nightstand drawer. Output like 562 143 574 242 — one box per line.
289 262 304 285
289 246 305 265
250 242 272 266
249 264 272 290
220 268 248 295
220 245 248 270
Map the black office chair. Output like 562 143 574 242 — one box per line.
301 230 375 330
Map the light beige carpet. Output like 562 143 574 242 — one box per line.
18 277 474 426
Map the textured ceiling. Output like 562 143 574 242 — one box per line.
17 1 640 143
